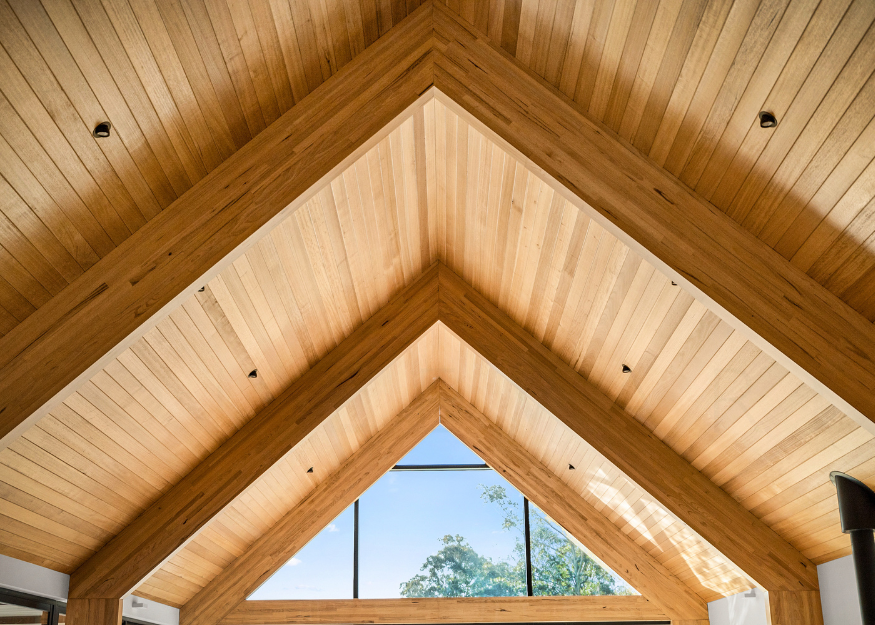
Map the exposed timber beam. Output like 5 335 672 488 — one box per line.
221 596 667 624
0 2 436 449
436 264 819 595
431 3 875 433
438 382 708 621
68 264 440 600
180 383 441 625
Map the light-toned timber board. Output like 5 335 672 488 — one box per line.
439 382 708 620
181 384 441 625
222 596 667 624
181 379 704 625
436 267 817 592
0 0 874 339
67 261 440 599
137 327 443 607
0 0 429 333
436 326 756 600
0 2 437 447
1 97 872 606
432 3 875 426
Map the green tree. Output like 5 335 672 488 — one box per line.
401 485 634 598
399 534 523 597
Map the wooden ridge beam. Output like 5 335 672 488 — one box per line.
68 264 440 600
438 382 708 621
436 264 819 595
0 1 436 449
431 2 875 432
181 383 441 625
221 596 667 624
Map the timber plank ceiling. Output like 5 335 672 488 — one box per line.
1 0 875 332
0 100 872 607
0 0 874 613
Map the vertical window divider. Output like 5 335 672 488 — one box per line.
353 498 360 599
523 497 533 597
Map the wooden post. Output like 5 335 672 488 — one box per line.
767 591 824 625
65 599 122 625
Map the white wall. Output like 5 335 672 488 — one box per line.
122 594 179 625
0 554 177 625
707 555 864 625
708 588 768 625
818 555 863 625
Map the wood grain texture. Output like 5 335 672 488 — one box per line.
181 383 440 625
0 0 431 334
0 2 436 448
65 598 121 625
68 264 439 600
439 381 708 621
767 590 823 625
1 4 872 612
431 3 875 431
436 263 818 592
221 596 667 624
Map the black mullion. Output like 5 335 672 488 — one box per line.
353 499 360 599
523 497 533 597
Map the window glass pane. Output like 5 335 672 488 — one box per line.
360 428 525 598
248 504 354 599
397 425 483 465
0 603 46 624
529 504 638 596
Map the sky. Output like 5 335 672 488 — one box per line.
248 425 634 600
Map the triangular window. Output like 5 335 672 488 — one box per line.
249 425 637 599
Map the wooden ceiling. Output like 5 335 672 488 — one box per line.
0 0 874 615
0 0 874 335
0 97 872 609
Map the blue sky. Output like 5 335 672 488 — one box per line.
248 425 634 599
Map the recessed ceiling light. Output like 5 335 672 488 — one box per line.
758 111 777 128
93 121 111 138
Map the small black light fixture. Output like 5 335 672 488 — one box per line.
622 364 631 373
568 464 575 471
248 369 258 379
758 111 777 128
198 286 205 292
307 467 314 474
671 281 677 286
93 121 112 138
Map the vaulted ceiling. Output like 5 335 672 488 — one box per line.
0 1 873 623
1 0 874 332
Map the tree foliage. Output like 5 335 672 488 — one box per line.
400 485 634 598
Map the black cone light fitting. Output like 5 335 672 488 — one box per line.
758 111 777 128
622 364 631 373
248 369 258 379
93 121 112 138
831 471 875 624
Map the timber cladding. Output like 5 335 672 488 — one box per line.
1 3 873 625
